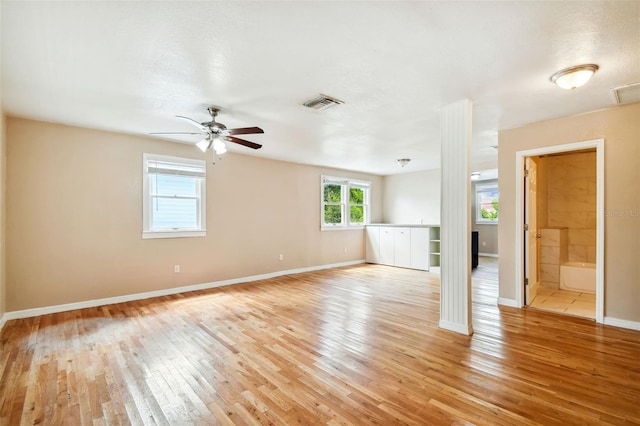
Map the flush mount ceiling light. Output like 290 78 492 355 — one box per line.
550 64 599 90
396 158 411 168
470 172 481 181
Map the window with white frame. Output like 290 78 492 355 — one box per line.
475 182 499 224
143 153 206 239
321 176 370 229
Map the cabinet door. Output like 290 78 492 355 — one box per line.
394 228 411 268
365 226 381 264
379 227 395 266
410 228 429 270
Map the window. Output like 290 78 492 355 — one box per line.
321 176 370 229
143 153 206 239
476 182 499 224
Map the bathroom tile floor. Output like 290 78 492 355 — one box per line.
529 287 595 319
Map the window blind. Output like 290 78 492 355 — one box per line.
147 159 206 178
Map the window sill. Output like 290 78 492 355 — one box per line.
321 225 365 231
476 221 499 226
142 230 206 239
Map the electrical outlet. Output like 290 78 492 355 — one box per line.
279 254 284 261
482 242 486 247
344 247 347 253
174 265 180 273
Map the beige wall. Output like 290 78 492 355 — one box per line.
6 117 382 312
0 113 5 320
0 0 5 320
471 179 499 255
499 103 640 323
382 169 440 224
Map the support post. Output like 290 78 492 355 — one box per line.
439 99 473 335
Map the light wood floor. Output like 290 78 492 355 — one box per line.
1 259 639 425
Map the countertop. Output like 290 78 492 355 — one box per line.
367 223 439 228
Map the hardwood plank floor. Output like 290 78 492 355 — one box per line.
1 259 639 425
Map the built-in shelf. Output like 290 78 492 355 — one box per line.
429 227 441 270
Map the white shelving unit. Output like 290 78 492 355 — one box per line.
429 226 441 272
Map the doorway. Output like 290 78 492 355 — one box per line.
514 139 604 323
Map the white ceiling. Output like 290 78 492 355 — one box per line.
2 1 639 176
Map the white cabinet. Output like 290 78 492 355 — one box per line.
393 228 412 268
365 226 380 264
365 225 433 271
379 227 395 266
410 228 430 270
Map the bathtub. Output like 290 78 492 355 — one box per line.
560 262 596 293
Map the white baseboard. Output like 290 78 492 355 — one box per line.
497 297 519 308
439 320 474 335
604 316 640 331
6 260 639 335
495 301 639 331
3 260 365 323
478 253 498 258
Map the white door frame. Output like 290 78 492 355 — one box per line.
514 139 604 323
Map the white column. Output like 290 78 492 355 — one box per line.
439 99 473 335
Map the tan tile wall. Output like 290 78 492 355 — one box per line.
546 152 597 263
536 157 548 228
539 227 568 288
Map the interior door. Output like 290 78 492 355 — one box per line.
524 157 538 305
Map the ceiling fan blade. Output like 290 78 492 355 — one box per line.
149 131 206 135
224 136 262 150
227 126 264 136
176 115 208 131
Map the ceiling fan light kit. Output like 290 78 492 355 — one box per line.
196 138 212 153
151 106 264 162
213 139 227 155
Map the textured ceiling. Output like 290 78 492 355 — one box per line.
2 1 639 175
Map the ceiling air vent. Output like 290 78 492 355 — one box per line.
302 94 344 111
611 82 640 105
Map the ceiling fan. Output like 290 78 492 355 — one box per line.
150 107 263 156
